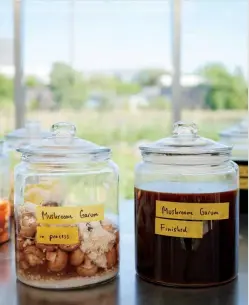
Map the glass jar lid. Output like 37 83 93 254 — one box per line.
219 119 248 139
17 122 110 162
139 121 231 157
219 118 248 161
5 121 50 149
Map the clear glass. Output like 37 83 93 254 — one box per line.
4 121 49 216
14 125 119 289
219 119 248 214
134 124 239 288
219 119 248 162
0 143 11 244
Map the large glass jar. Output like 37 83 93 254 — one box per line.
4 121 50 216
0 141 10 244
219 119 248 214
135 122 239 288
14 122 119 289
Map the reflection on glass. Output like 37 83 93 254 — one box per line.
16 280 118 305
135 277 239 305
0 242 11 280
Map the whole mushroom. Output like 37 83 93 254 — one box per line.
16 238 25 251
59 243 80 252
20 213 37 238
70 248 85 266
19 260 30 270
76 258 98 277
24 245 44 267
47 249 68 272
36 243 58 252
106 247 117 269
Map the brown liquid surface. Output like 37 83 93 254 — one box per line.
135 186 239 287
235 160 248 214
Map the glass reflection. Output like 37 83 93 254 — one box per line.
135 276 239 305
16 279 118 305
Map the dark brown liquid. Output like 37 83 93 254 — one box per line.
135 185 239 287
235 160 248 214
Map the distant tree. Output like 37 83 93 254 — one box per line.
25 75 42 88
150 96 171 110
134 68 168 87
0 74 13 100
115 82 141 95
49 62 88 109
88 75 141 96
87 75 117 92
200 64 247 110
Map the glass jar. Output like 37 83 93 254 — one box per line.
4 121 50 216
0 141 11 244
135 122 239 288
219 119 248 214
14 122 119 289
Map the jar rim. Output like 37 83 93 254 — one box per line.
141 151 232 166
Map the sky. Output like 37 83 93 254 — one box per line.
0 0 247 77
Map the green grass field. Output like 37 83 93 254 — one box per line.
0 108 246 199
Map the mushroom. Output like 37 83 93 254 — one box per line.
70 248 85 266
76 258 98 277
19 213 37 238
24 245 44 267
101 220 113 233
106 247 117 269
47 249 68 272
36 243 58 252
19 260 30 270
21 213 36 227
16 238 25 251
16 251 25 263
22 238 34 248
59 243 80 252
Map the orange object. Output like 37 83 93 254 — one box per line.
0 199 10 244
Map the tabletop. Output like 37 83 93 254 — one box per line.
0 200 248 305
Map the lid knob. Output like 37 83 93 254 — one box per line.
173 121 198 137
51 122 76 144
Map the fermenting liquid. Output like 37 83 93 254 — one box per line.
135 182 238 287
235 160 248 214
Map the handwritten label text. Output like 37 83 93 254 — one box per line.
156 201 229 220
36 226 79 244
155 218 203 238
36 204 104 224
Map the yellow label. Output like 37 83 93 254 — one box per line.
240 178 248 190
156 201 229 220
155 218 203 238
239 165 248 178
36 205 104 224
36 226 79 244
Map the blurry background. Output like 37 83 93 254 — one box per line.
0 0 247 199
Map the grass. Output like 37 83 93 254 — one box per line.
0 108 246 199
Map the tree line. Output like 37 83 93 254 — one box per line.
0 62 247 111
